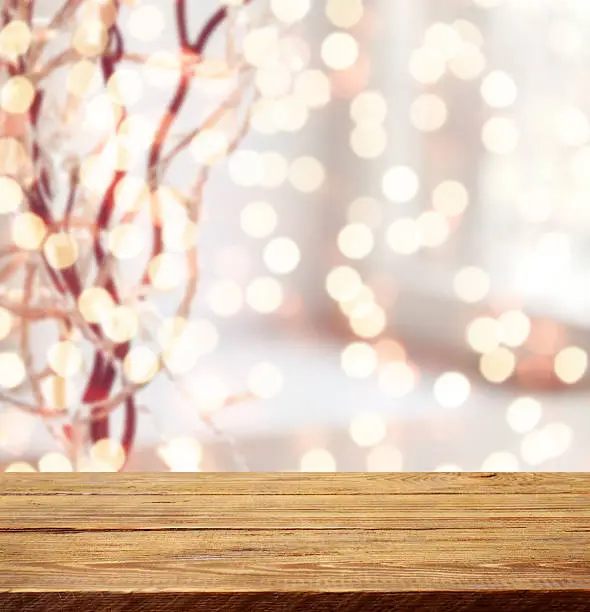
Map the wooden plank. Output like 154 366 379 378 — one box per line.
2 528 590 591
0 493 589 530
2 472 590 495
0 474 589 611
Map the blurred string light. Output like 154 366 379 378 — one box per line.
366 444 403 471
349 411 387 447
2 0 589 475
349 91 388 159
300 448 337 471
0 0 339 472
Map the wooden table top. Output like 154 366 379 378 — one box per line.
0 473 589 611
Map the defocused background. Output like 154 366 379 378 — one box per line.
2 0 590 471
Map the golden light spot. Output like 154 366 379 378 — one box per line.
124 346 159 384
107 68 143 107
433 372 470 408
0 307 13 341
99 305 139 343
270 0 310 24
350 124 387 158
192 373 229 414
228 150 263 187
481 70 517 108
144 51 181 88
259 152 288 189
271 95 309 132
40 375 69 413
542 422 573 459
424 22 462 60
148 253 185 291
326 266 363 302
159 317 217 374
448 43 485 80
85 93 121 132
453 18 483 45
4 462 36 472
375 338 406 363
453 266 490 303
44 233 79 270
321 32 359 70
91 438 126 471
350 91 387 124
0 352 25 389
498 310 531 347
341 342 378 379
432 180 469 216
279 34 310 72
0 20 32 56
386 218 422 254
349 412 386 447
520 423 573 466
208 280 243 317
248 362 284 398
1 76 34 114
417 211 449 248
119 114 154 153
339 285 375 317
250 98 278 135
78 287 115 323
293 69 331 108
190 129 229 165
127 4 164 41
255 64 292 98
482 116 519 154
410 94 448 132
346 197 382 228
466 316 501 354
73 19 108 57
554 346 588 384
337 223 374 259
162 219 198 253
246 277 283 313
47 341 83 378
158 437 202 472
300 448 336 471
264 237 301 274
325 0 363 28
0 176 23 214
481 451 519 472
382 165 419 203
67 59 98 97
409 48 445 84
114 175 149 217
349 304 387 339
378 361 416 398
480 347 516 383
0 137 30 176
240 201 277 238
38 453 73 472
288 156 325 192
12 212 47 251
102 137 131 173
244 26 279 67
434 463 463 472
506 397 542 433
366 445 403 471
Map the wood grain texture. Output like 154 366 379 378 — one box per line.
0 473 589 611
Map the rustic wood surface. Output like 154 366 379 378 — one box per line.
0 473 589 611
